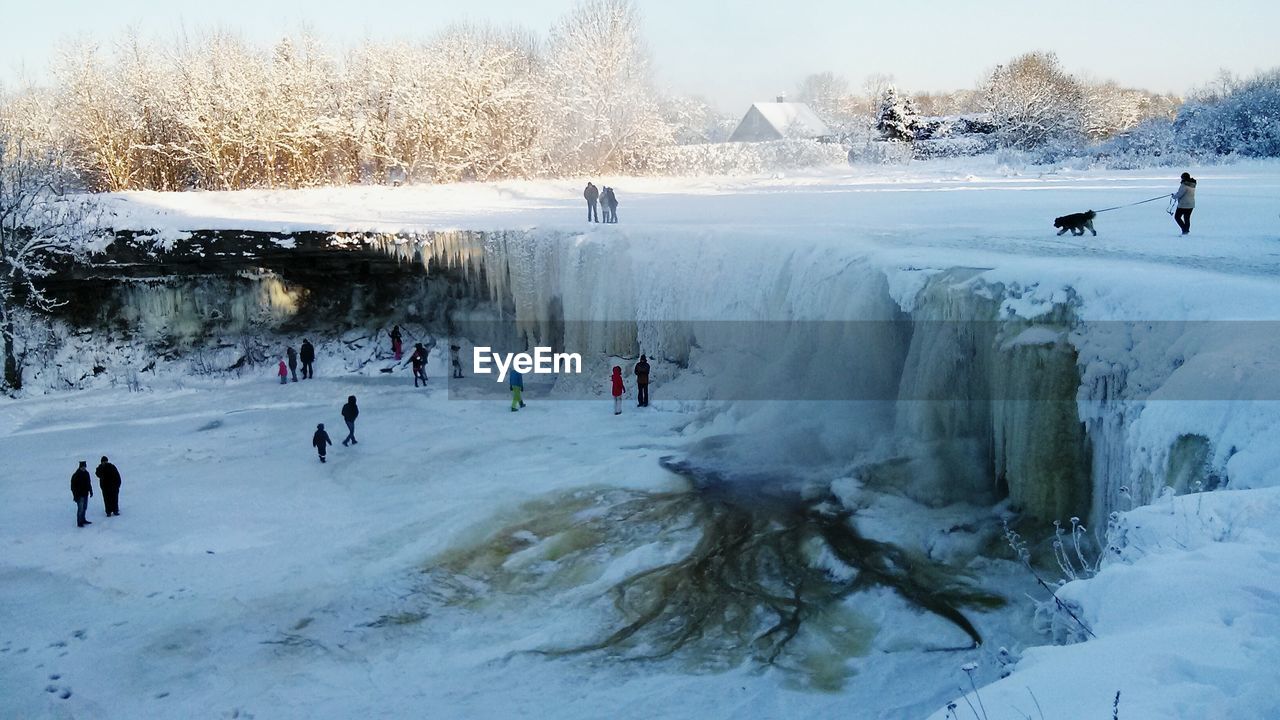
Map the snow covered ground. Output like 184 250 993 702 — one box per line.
0 369 1033 719
4 159 1280 718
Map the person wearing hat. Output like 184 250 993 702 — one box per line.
633 354 650 407
71 461 93 527
341 395 359 446
312 423 333 463
95 456 123 516
1172 172 1197 235
299 338 316 379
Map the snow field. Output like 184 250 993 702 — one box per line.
2 159 1280 717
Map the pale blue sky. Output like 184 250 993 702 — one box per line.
4 0 1276 110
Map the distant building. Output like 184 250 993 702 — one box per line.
728 96 834 143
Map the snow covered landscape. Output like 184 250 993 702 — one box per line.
3 0 1280 717
3 159 1280 719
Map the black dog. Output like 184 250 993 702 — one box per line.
1054 210 1097 236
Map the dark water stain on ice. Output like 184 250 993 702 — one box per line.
422 458 1004 690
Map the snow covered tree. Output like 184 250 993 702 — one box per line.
876 85 918 142
1174 68 1280 157
980 51 1084 149
0 120 103 391
539 0 672 174
660 94 734 145
795 72 850 121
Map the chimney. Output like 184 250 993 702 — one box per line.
776 93 786 103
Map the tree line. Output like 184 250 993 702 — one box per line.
1 0 671 191
795 52 1183 150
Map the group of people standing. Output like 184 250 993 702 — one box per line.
279 339 317 383
70 457 122 527
608 354 651 415
584 182 620 224
509 353 651 416
390 327 462 385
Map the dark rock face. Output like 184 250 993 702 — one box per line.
41 230 504 343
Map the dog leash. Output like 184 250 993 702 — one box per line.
1094 195 1172 213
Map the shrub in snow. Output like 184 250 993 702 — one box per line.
1095 118 1189 169
658 139 847 176
846 139 914 166
912 136 996 160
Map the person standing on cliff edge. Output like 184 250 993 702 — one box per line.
584 182 600 223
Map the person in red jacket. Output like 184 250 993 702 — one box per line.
277 359 289 384
610 365 626 415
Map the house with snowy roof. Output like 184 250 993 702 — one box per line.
728 96 834 142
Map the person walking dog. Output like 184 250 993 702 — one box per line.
1172 172 1197 235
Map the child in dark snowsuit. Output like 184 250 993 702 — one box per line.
450 344 464 378
313 423 333 463
611 366 626 415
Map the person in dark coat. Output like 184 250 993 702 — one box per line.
313 423 332 463
584 182 600 223
407 343 429 387
603 187 619 223
341 395 359 446
71 461 93 527
633 354 650 407
95 456 122 516
390 325 404 361
299 339 316 379
1171 172 1197 235
286 346 298 382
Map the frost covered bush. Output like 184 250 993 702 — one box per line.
846 139 914 165
1096 118 1191 169
1173 71 1280 158
657 139 847 176
912 136 996 160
